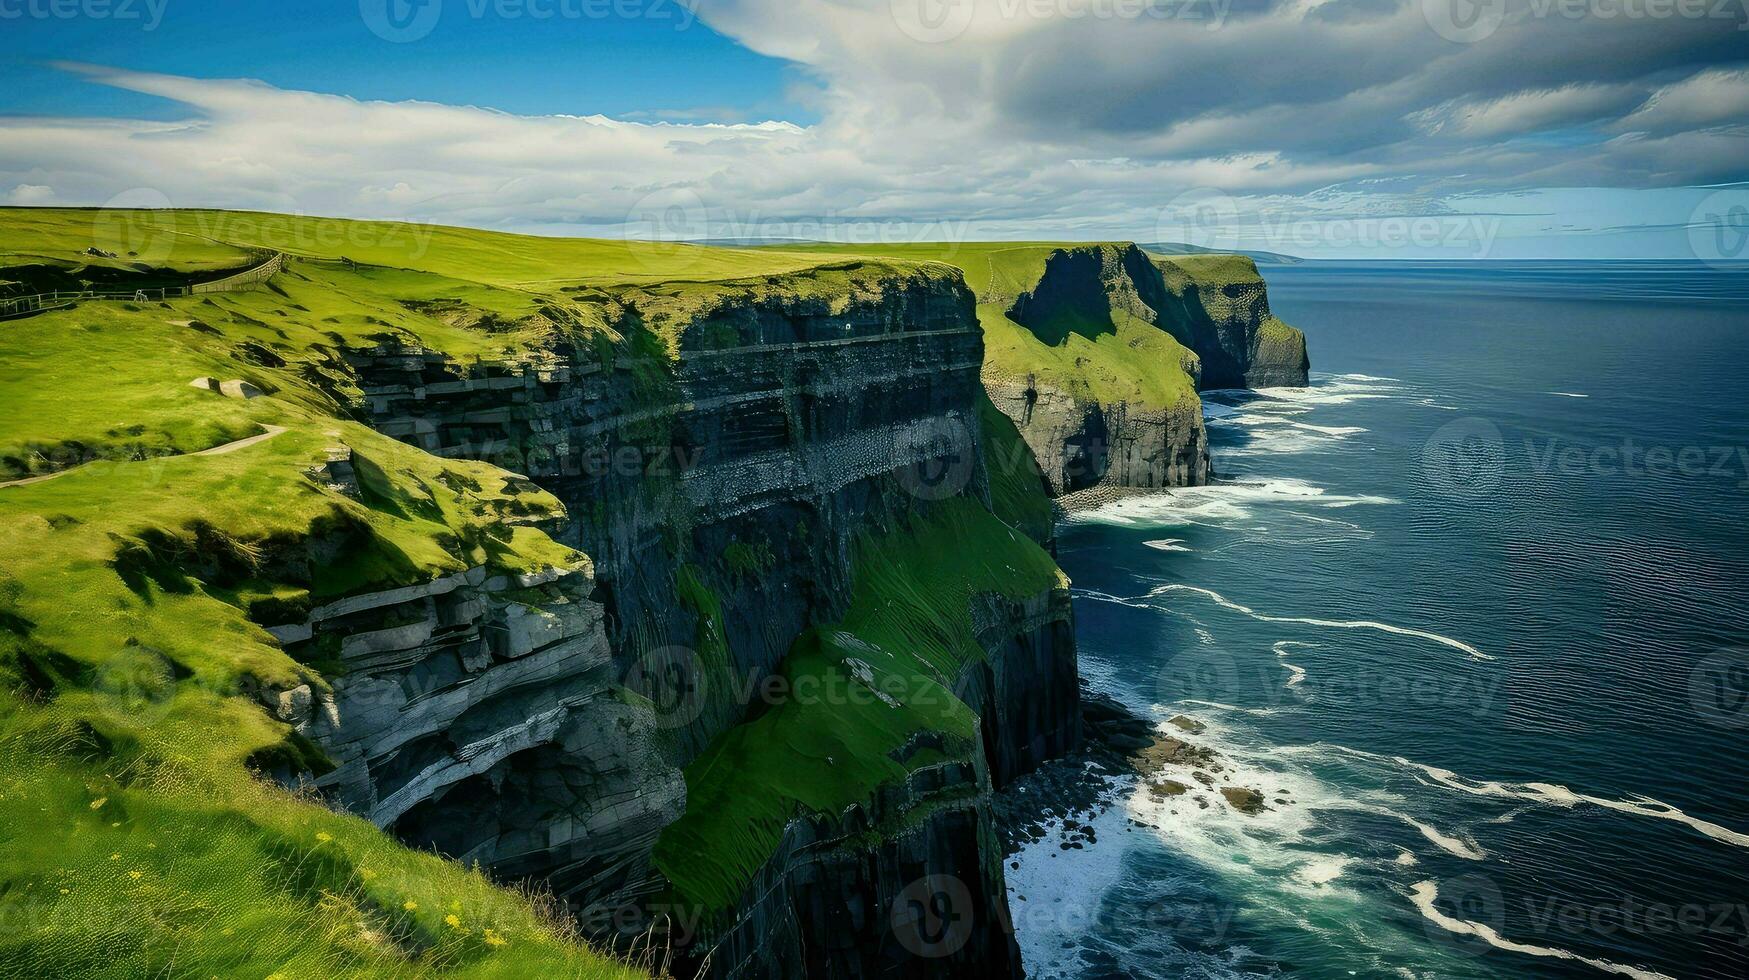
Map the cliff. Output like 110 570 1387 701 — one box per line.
758 242 1309 500
0 210 1304 979
0 209 1080 979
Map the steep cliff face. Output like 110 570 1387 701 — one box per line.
969 243 1210 498
1150 253 1310 390
285 260 1078 977
753 241 1307 501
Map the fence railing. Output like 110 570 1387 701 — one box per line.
0 251 287 321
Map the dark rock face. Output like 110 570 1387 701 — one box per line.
987 377 1210 495
1151 254 1311 391
285 268 1080 979
681 743 1024 980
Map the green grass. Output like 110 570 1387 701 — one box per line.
2 209 855 295
0 738 649 980
977 394 1055 544
651 497 1064 915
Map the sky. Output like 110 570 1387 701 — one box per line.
0 0 1746 258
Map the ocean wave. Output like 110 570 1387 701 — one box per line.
1546 391 1590 398
1146 583 1495 662
1272 640 1314 689
1394 758 1749 851
1340 803 1486 860
1144 538 1193 553
1068 478 1395 529
1409 881 1674 980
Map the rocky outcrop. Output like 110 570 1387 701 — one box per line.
985 244 1211 496
1151 253 1310 391
979 244 1306 500
278 248 1303 977
984 377 1209 494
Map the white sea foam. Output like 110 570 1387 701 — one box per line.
1148 584 1495 661
1409 881 1675 980
1069 478 1394 529
1272 640 1314 688
1006 784 1136 979
1143 538 1193 553
1294 854 1356 887
1122 715 1350 900
1177 698 1286 718
1396 758 1749 850
1547 391 1590 398
1340 803 1487 860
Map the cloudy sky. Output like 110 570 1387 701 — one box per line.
1 0 1746 257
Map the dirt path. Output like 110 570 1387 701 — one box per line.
0 425 288 490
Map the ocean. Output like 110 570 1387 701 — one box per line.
1007 261 1749 980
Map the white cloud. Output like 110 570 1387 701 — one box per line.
6 184 56 205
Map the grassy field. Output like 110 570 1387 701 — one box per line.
2 209 849 295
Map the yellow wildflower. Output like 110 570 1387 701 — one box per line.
128 870 143 880
109 853 120 861
444 913 461 929
482 928 507 948
402 901 418 912
315 832 333 843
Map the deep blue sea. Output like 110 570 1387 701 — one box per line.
1007 261 1749 980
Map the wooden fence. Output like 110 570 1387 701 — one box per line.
0 251 286 322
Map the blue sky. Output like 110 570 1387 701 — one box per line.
1 0 809 122
1 0 1745 258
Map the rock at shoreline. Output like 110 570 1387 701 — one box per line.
1148 779 1190 799
1220 787 1267 815
1168 714 1207 735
